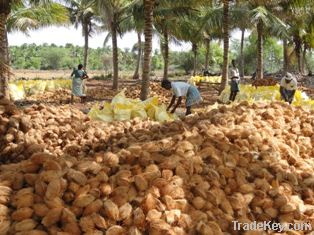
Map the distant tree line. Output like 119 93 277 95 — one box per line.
9 42 225 74
11 39 311 76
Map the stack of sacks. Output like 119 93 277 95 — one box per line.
188 76 222 86
88 89 177 123
9 79 72 100
219 84 314 109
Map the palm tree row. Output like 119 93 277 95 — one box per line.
0 0 314 99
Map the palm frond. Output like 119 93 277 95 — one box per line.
103 32 111 47
7 2 70 34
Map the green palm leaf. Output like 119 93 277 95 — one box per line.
7 2 69 34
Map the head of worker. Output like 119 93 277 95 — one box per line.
231 59 236 68
161 79 172 90
284 73 293 84
78 64 84 70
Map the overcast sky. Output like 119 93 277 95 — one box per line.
8 25 250 51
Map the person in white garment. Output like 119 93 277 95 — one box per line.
280 73 297 104
229 59 240 102
161 80 202 116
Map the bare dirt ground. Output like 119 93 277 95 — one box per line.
12 69 109 80
12 69 166 80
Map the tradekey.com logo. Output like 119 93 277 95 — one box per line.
232 221 312 233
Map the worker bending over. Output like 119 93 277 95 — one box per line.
161 80 202 116
280 73 297 104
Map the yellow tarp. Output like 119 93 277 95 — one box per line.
188 76 222 86
88 90 177 123
88 103 113 122
219 84 314 109
9 79 72 98
9 84 25 101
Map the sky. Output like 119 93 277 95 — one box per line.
8 25 250 51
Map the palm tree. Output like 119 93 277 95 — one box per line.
64 0 97 69
102 3 144 80
95 0 135 90
131 1 144 79
219 0 230 93
140 0 155 100
232 1 288 80
230 2 250 78
173 16 204 76
204 34 211 71
157 19 184 80
154 2 200 80
139 0 211 98
0 0 68 99
282 1 314 74
201 6 223 72
0 1 15 99
132 33 143 79
173 4 220 76
302 15 314 74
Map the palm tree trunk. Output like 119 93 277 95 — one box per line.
294 35 302 74
283 38 288 74
256 21 264 80
0 11 10 99
4 22 10 82
111 18 119 90
140 0 154 101
302 44 307 75
239 28 245 78
192 43 198 76
163 26 169 81
308 49 312 75
296 47 301 74
141 47 144 74
133 32 142 80
205 38 211 71
219 0 230 93
83 23 89 69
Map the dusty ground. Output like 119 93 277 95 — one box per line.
12 69 108 80
11 69 167 80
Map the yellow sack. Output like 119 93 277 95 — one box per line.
294 90 303 103
23 81 34 96
114 103 132 121
88 103 113 122
142 97 159 110
9 84 25 101
155 104 173 123
147 105 157 120
88 103 100 120
28 81 47 95
300 100 314 109
45 80 55 91
131 103 147 120
112 88 132 106
52 79 71 90
168 112 179 121
35 81 47 94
